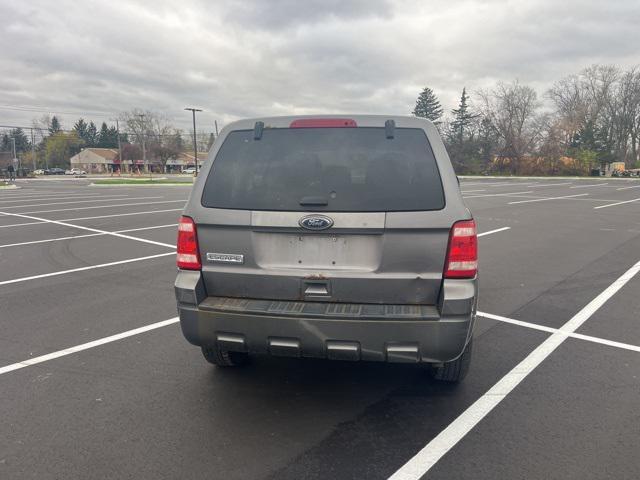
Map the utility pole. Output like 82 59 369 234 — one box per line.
185 108 202 175
214 120 219 137
10 137 18 175
136 114 148 177
30 128 36 171
116 119 123 174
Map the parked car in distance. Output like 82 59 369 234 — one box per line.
45 167 66 175
65 168 87 176
175 115 477 382
182 167 196 174
33 169 45 175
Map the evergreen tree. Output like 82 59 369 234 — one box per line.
412 87 443 123
86 121 98 147
5 128 31 153
49 116 61 135
97 122 119 147
450 88 476 142
1 133 10 152
107 126 119 146
571 120 614 164
73 118 89 145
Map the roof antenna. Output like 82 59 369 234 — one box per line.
254 121 264 140
385 119 395 139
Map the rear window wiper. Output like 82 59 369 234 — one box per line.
299 196 328 206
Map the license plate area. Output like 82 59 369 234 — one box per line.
252 232 381 271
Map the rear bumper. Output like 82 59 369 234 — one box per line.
175 271 477 364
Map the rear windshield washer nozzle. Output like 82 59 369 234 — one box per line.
385 119 395 139
254 121 264 140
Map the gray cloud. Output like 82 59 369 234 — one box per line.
1 0 639 131
217 0 394 29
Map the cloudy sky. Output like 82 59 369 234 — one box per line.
1 0 639 132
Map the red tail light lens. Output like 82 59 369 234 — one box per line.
444 219 477 279
177 216 201 270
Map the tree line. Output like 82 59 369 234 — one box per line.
3 63 638 175
413 64 640 175
1 110 215 170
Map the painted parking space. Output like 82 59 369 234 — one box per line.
0 178 639 479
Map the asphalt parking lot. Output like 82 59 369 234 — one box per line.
1 176 639 479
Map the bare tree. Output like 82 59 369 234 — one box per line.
119 109 177 172
479 81 542 174
549 65 640 167
611 68 640 164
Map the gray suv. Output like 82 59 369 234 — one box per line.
175 115 477 382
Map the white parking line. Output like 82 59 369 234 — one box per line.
616 185 640 191
0 196 164 209
0 208 184 229
0 252 175 287
570 183 608 188
529 182 573 187
594 197 640 209
0 211 175 248
0 190 79 196
508 193 589 205
461 182 532 187
463 191 533 199
388 258 640 480
0 193 131 203
478 227 510 237
0 317 179 376
484 183 539 188
477 312 640 353
462 193 619 203
0 224 177 249
17 199 185 215
2 296 637 379
460 189 486 193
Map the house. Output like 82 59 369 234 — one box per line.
70 148 206 173
70 148 120 173
166 152 204 172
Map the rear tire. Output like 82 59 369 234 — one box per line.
429 339 472 382
201 345 249 367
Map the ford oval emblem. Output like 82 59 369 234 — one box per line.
299 215 334 231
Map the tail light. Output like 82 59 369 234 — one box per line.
289 118 357 128
444 219 477 279
177 216 201 270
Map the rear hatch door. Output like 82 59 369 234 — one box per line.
195 123 452 305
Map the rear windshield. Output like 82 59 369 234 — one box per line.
201 127 445 212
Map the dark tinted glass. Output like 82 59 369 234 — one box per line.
202 127 444 212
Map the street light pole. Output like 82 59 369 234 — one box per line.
185 108 202 175
30 128 36 171
136 113 147 177
116 119 123 174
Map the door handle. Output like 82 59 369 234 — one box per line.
305 284 329 296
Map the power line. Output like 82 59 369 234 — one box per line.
0 124 215 139
0 104 115 117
